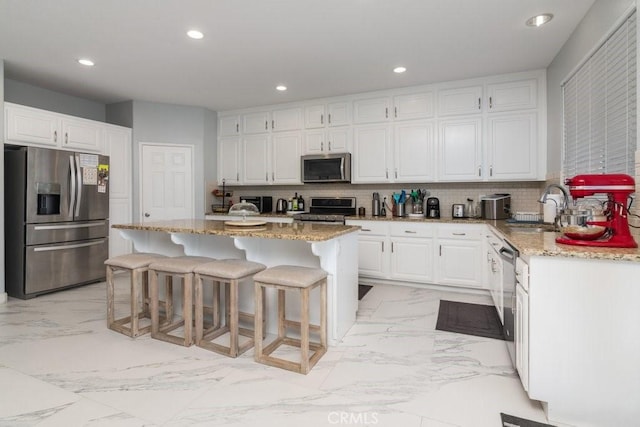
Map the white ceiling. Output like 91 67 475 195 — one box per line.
0 0 596 112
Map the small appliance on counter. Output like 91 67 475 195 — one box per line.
555 174 637 248
426 197 440 218
275 198 288 213
481 194 511 219
452 204 465 218
239 196 272 213
372 192 381 216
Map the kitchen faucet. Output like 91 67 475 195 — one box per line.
538 183 570 211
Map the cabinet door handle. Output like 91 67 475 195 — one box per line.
489 96 493 109
394 106 398 118
321 141 324 151
453 232 466 236
404 230 417 234
272 120 275 129
328 113 332 124
439 245 442 256
272 172 275 181
395 169 398 178
478 98 481 109
265 121 268 130
266 172 268 181
328 141 331 151
381 241 384 252
385 107 388 119
478 166 482 177
236 172 239 181
65 132 69 144
385 169 389 179
54 130 57 142
391 242 394 253
236 123 239 133
490 166 493 177
361 228 372 232
321 114 324 125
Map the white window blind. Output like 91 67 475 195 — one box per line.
563 11 636 177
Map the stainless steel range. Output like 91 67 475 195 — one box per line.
295 197 356 224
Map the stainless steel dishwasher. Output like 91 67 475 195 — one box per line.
499 239 518 367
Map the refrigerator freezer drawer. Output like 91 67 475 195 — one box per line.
24 238 108 296
26 220 109 245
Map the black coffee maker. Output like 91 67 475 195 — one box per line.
426 197 440 218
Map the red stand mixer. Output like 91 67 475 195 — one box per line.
556 174 637 248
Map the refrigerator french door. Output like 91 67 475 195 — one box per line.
5 145 110 299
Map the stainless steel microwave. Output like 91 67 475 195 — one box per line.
301 153 351 183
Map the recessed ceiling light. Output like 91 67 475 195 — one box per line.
78 58 95 67
187 30 204 39
393 66 407 74
526 13 553 27
276 85 287 91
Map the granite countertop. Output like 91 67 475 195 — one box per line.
112 219 358 242
346 215 640 262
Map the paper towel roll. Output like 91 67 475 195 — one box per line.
543 194 563 223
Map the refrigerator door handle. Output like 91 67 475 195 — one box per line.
69 155 76 218
33 221 106 231
33 239 106 252
74 155 83 217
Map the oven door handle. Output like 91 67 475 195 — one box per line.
499 247 516 261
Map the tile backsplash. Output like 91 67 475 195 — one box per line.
207 181 547 218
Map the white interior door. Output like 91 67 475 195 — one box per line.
140 144 194 221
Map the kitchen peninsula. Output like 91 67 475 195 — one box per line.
112 219 360 345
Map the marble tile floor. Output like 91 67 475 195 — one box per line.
0 279 550 427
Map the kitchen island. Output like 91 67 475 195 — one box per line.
113 219 360 345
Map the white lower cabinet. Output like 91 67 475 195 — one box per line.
515 258 529 391
346 220 483 289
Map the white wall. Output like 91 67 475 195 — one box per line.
546 0 636 177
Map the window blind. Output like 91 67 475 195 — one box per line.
563 11 636 177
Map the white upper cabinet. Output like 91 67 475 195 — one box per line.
352 124 391 182
487 79 537 113
242 134 270 184
6 103 60 147
437 86 483 116
217 137 241 185
60 117 103 152
438 117 482 181
354 97 391 124
304 104 325 129
219 115 240 136
394 120 435 182
327 102 351 127
243 111 270 134
103 125 132 199
303 128 351 154
393 92 434 120
487 112 537 180
272 131 301 184
271 107 301 132
5 102 102 152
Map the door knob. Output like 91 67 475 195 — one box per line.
144 213 150 217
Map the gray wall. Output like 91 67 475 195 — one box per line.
4 78 106 121
114 101 216 221
546 0 636 176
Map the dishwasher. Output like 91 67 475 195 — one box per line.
499 239 518 367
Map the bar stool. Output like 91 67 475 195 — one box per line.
105 253 173 338
253 265 328 374
193 259 267 357
148 256 214 347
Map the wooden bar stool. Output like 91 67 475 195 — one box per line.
148 256 214 347
253 265 328 374
105 253 173 338
193 259 267 357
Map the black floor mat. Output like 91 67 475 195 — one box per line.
435 300 504 340
501 413 556 427
358 284 373 300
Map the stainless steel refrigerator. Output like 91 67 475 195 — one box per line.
5 145 110 299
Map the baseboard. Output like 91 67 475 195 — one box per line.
0 292 7 304
357 277 491 296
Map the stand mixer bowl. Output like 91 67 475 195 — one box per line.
557 208 607 240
